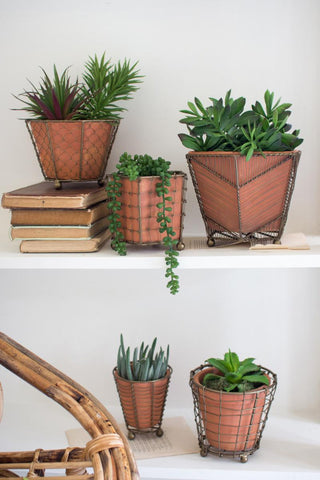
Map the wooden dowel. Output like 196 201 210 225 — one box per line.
0 461 92 469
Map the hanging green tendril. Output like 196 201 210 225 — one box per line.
106 153 180 294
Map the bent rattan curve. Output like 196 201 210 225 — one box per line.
0 332 139 480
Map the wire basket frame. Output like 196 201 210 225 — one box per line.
187 151 300 247
113 366 172 440
189 364 277 463
109 172 187 249
26 120 119 187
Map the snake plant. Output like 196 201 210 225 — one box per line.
117 334 169 381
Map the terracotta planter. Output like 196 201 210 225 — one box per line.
187 151 301 246
115 172 186 246
26 120 119 186
113 366 172 438
190 365 277 461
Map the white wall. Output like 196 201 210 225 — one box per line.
1 0 319 234
0 0 320 438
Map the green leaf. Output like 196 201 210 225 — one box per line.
243 374 269 385
206 358 229 374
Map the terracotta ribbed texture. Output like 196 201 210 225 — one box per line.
114 368 171 430
117 173 185 244
187 151 300 244
192 368 269 452
27 120 119 182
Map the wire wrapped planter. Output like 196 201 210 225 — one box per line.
26 120 119 188
113 172 187 250
189 364 277 463
113 366 172 440
187 151 301 247
0 332 139 480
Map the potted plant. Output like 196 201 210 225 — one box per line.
106 152 187 295
179 90 303 246
190 350 277 463
113 334 172 439
14 53 143 188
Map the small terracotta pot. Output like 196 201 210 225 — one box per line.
190 366 276 455
26 120 119 184
115 173 186 245
187 151 301 245
113 367 172 434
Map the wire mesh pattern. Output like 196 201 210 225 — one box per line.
114 172 187 246
113 367 172 439
26 120 119 184
0 332 139 480
187 151 301 246
190 364 277 462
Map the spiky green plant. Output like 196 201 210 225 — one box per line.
78 53 143 120
117 334 170 381
14 53 143 120
13 65 83 119
179 90 303 161
203 350 270 393
106 153 180 295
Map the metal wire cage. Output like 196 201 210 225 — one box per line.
189 364 277 463
113 366 172 440
187 151 301 247
26 120 119 188
109 172 187 250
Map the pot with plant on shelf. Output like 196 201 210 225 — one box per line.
14 53 143 188
113 334 172 440
179 90 303 247
106 152 187 295
190 350 277 463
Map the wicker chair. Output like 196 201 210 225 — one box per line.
0 332 139 480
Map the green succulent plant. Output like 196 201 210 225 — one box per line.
106 153 181 295
14 53 143 120
13 65 84 120
117 334 169 382
179 90 303 161
203 350 270 393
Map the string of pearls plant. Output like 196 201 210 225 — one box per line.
106 153 181 294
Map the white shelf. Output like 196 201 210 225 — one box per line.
1 402 319 479
0 233 320 270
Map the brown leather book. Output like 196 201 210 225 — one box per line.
2 182 108 209
19 229 111 253
10 217 109 240
10 201 109 226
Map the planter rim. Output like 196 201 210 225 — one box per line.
113 365 172 385
191 365 275 395
186 150 300 157
25 119 120 125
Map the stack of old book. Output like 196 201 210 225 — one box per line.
1 182 111 253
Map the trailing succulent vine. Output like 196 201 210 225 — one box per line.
203 350 270 393
117 334 169 381
106 153 180 295
179 90 303 161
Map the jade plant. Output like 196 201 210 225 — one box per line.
203 350 270 393
117 334 169 381
179 90 303 161
106 153 180 295
14 53 142 120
